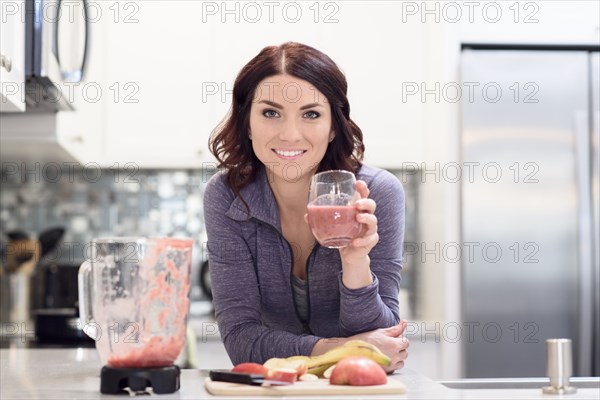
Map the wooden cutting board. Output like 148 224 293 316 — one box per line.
204 377 406 396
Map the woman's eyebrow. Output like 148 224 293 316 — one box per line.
258 100 283 109
257 100 325 110
300 103 325 110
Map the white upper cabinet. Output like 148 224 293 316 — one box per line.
1 0 25 112
101 1 213 168
0 0 106 164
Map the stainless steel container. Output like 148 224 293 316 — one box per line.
0 273 32 325
543 338 577 394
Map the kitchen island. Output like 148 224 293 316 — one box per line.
1 348 598 399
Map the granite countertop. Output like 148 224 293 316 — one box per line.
1 347 599 399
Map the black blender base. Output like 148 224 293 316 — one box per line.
100 365 181 394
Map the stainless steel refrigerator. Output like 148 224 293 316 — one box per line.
461 45 599 378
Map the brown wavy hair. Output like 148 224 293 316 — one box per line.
209 42 365 199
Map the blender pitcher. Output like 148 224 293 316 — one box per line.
78 237 193 394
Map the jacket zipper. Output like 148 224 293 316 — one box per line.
251 217 317 334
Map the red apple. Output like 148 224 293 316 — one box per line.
267 368 298 383
232 362 269 375
329 357 388 386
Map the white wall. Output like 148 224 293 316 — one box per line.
205 1 428 167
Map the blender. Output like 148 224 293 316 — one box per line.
78 237 193 394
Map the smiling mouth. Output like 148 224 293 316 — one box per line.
272 149 307 157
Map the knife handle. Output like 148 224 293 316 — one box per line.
209 370 263 386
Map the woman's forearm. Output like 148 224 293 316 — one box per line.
221 320 322 364
341 255 373 289
337 261 401 336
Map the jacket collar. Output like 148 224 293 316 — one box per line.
224 165 282 230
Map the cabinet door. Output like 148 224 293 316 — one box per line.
0 0 25 112
0 1 104 164
55 1 109 164
103 1 212 168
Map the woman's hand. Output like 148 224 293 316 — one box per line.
351 320 410 373
303 179 378 288
338 180 379 265
337 180 378 289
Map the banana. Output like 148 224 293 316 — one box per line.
307 364 333 377
343 340 387 355
303 340 391 377
261 340 391 378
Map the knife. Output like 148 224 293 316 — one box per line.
209 370 293 387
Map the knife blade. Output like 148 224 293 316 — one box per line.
209 370 293 386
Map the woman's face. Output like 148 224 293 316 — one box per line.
249 74 334 184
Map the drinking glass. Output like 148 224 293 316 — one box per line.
307 170 361 248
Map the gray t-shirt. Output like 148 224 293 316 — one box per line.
292 274 309 323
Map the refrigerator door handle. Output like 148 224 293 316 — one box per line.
594 105 600 377
573 110 594 376
590 52 600 377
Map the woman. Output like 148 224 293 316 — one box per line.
203 42 409 372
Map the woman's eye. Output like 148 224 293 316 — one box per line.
263 109 280 118
304 111 320 119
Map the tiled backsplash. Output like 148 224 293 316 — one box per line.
0 166 212 300
1 165 419 311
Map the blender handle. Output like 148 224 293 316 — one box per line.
78 260 94 336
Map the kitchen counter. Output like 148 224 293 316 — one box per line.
1 348 598 399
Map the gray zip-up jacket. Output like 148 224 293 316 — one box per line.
203 164 405 365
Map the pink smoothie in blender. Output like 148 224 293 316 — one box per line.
78 237 193 394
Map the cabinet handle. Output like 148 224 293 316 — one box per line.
0 53 12 72
56 0 90 82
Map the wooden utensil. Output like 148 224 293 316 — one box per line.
6 240 41 275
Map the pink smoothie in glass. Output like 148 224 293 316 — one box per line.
307 204 361 248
